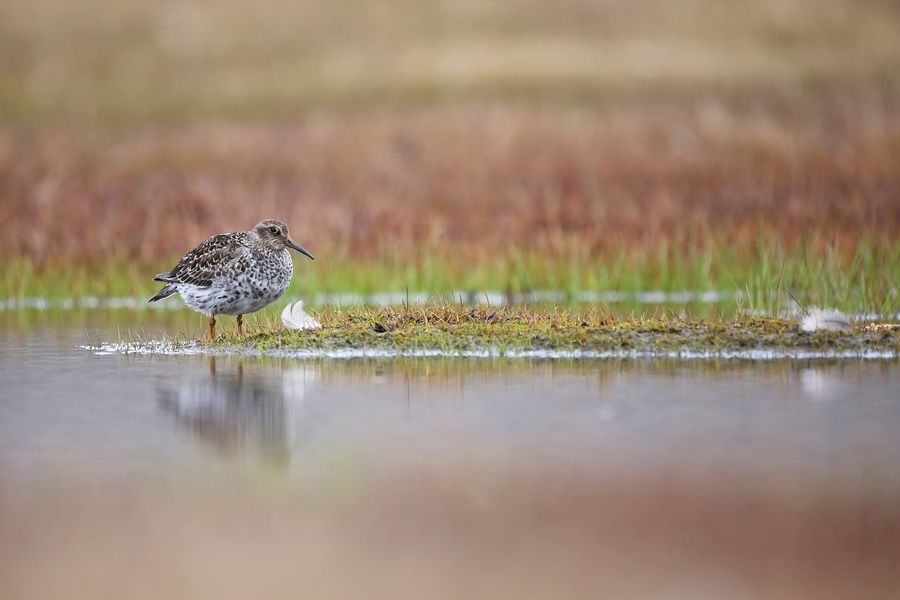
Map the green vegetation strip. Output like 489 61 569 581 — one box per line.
5 237 899 316
211 306 899 355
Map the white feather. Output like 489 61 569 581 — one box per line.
280 300 321 330
800 307 852 333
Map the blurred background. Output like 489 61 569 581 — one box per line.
2 4 900 598
1 0 898 312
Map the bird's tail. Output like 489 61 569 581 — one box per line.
148 284 176 303
153 272 176 283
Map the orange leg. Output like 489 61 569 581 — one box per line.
237 314 244 336
208 315 217 341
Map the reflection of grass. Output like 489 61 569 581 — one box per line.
294 353 873 385
3 236 896 315
209 305 898 354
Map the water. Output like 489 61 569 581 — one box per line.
1 311 899 599
1 289 738 311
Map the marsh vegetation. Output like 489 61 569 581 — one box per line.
203 305 897 356
1 0 898 317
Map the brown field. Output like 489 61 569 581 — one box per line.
0 0 898 286
3 105 900 264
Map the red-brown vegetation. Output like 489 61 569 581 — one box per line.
2 103 898 265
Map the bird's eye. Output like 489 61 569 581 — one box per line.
269 226 279 234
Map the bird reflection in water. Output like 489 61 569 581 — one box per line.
157 357 317 465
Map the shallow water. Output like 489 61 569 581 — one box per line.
1 311 899 599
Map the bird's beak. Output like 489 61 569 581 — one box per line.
286 238 315 260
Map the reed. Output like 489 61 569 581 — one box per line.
3 235 896 316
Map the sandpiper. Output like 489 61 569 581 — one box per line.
149 219 314 340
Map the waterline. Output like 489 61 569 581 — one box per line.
6 292 897 322
0 289 743 312
83 341 898 361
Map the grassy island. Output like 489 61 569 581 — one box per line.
201 305 899 357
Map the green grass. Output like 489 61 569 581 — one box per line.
207 305 899 355
3 237 897 316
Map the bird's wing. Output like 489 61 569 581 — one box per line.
162 233 249 288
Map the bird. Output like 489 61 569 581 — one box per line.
149 219 314 340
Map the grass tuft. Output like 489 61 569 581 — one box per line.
206 304 899 354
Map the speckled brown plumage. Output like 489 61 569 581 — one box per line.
149 219 314 339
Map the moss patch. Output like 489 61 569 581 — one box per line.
208 305 899 355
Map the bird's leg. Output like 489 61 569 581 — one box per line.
237 314 244 337
208 315 217 341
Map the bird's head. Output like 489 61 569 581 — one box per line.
254 219 315 260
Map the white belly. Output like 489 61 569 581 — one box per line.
177 270 292 316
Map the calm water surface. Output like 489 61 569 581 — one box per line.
1 312 899 599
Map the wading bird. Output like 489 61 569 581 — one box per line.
149 219 314 340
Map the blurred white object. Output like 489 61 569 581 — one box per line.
281 300 321 330
800 307 852 332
